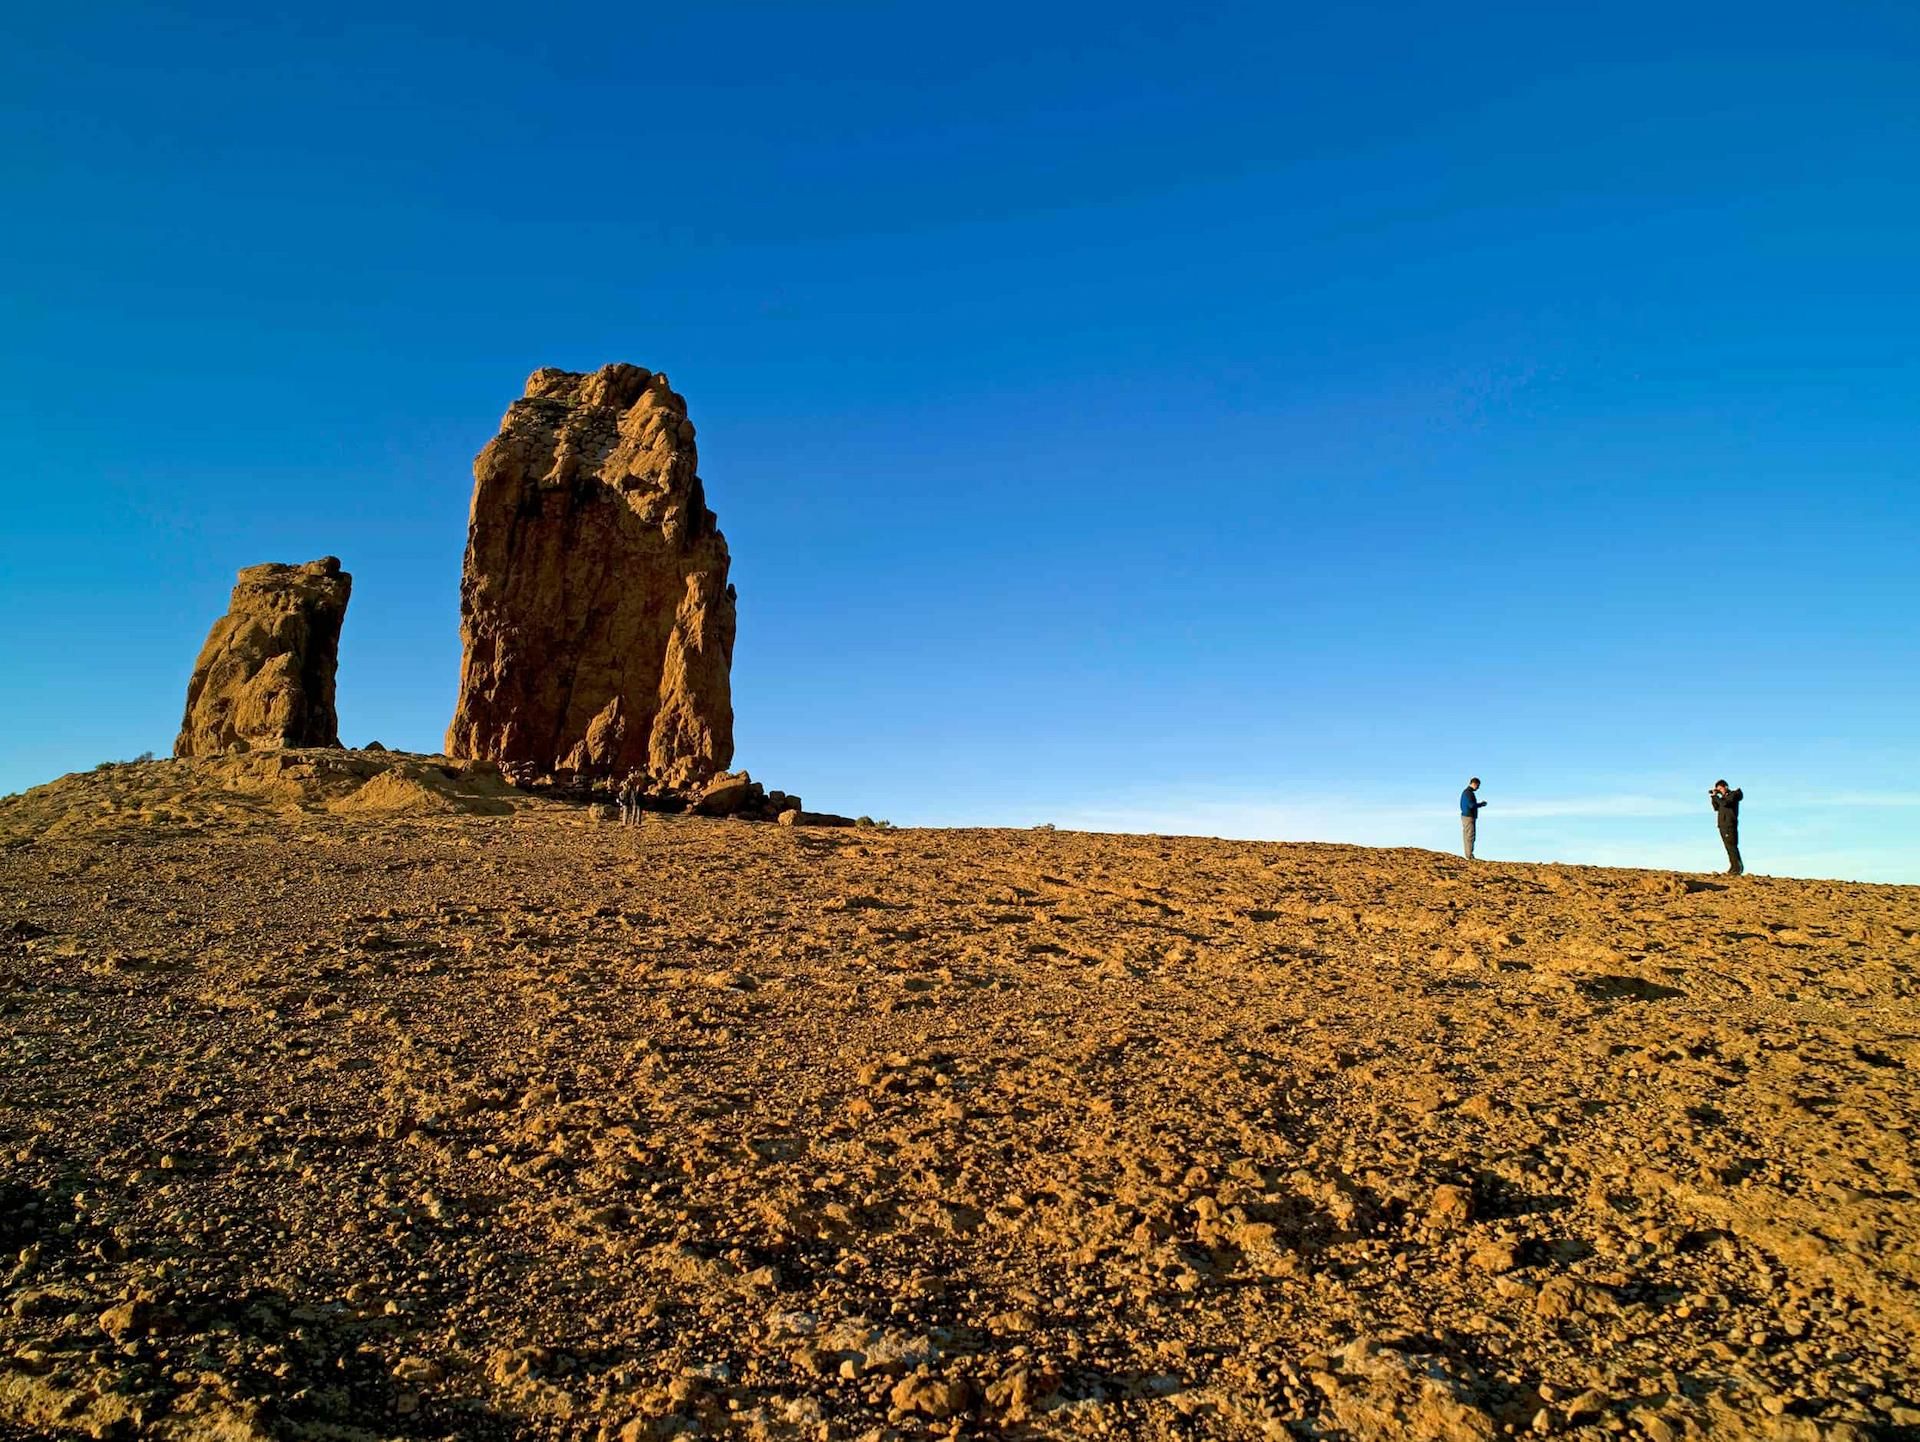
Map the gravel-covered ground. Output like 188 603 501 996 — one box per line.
2 759 1917 1440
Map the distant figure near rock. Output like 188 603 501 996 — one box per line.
446 365 737 788
175 558 352 757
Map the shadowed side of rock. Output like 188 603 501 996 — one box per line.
174 557 352 756
446 364 736 788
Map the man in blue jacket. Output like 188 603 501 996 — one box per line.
1460 778 1487 860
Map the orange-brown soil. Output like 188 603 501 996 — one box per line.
1 757 1916 1440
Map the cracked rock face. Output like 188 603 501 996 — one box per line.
446 365 736 787
174 557 351 756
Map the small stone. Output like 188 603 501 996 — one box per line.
11 1288 67 1319
1471 1240 1520 1273
667 1375 703 1405
890 1371 975 1420
392 1355 444 1386
1427 1183 1474 1229
98 1300 152 1339
1565 1389 1608 1422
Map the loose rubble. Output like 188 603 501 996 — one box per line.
1 771 1915 1439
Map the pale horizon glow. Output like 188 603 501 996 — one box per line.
959 786 1920 886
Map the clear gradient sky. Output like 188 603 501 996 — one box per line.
2 3 1916 881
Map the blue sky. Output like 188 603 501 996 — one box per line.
2 2 1916 881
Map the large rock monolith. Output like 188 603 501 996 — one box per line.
446 365 736 787
175 557 352 756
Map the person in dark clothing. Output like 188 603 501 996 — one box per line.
1710 780 1744 875
1460 778 1487 860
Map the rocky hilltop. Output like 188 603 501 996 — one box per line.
447 365 736 788
174 557 352 757
1 771 1916 1440
0 749 541 842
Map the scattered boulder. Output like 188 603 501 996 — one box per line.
777 809 856 828
694 771 763 817
97 1298 170 1340
1425 1183 1475 1231
1470 1239 1520 1273
174 558 351 757
447 365 736 788
891 1369 976 1420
